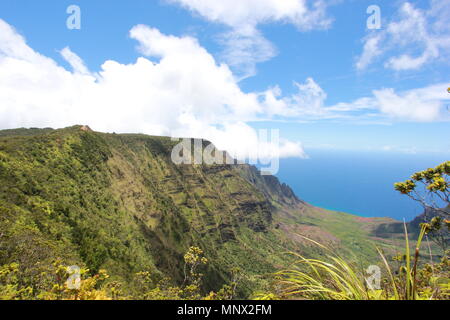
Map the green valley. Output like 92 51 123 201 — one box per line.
0 126 445 299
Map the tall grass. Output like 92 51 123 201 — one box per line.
276 223 440 300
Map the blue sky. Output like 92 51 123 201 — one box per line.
0 0 449 158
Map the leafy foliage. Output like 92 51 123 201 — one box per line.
0 126 421 300
0 126 302 298
271 225 449 300
0 247 241 300
268 162 450 301
394 161 449 214
395 161 449 251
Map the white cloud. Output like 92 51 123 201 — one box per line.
372 84 447 122
60 47 91 75
0 17 447 169
261 78 328 118
381 145 419 154
291 78 328 113
261 79 449 123
326 83 449 122
356 1 450 71
218 28 277 79
0 19 306 161
168 0 332 77
355 35 383 70
168 0 331 30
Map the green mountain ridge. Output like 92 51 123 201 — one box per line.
0 125 408 297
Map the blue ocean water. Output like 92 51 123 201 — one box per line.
276 150 450 222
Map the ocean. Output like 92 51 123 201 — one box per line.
275 150 449 222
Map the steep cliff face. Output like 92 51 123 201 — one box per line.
371 206 449 242
236 165 302 207
409 206 450 230
0 126 303 293
0 126 404 295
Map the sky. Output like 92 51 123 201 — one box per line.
0 0 449 160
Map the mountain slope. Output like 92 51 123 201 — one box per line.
0 126 405 296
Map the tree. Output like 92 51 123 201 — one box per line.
394 161 450 252
183 246 208 299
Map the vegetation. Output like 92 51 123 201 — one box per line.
269 226 449 300
262 162 450 300
395 161 449 252
0 126 286 297
1 126 445 300
394 161 449 214
0 246 240 300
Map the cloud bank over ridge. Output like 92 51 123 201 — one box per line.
0 18 448 162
